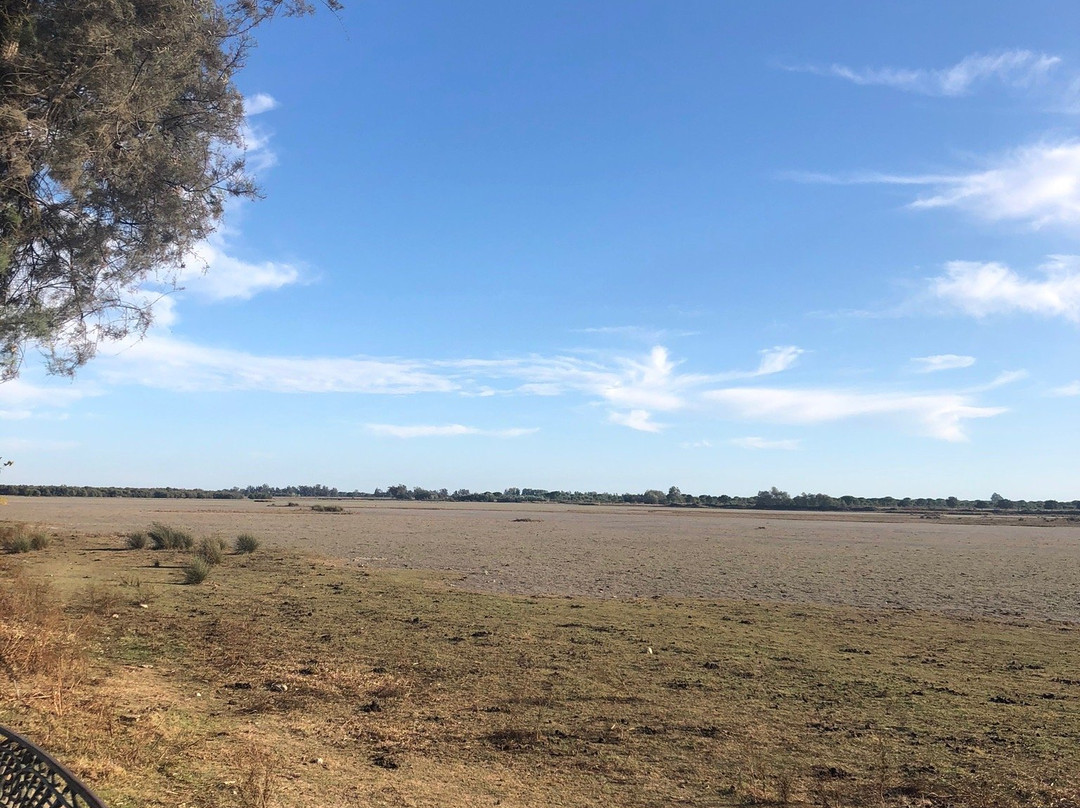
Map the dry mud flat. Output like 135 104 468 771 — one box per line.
6 496 1080 622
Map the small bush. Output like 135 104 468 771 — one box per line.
0 524 50 553
195 537 224 566
311 504 344 513
126 531 149 549
3 534 31 553
183 558 211 585
147 522 194 550
235 533 260 554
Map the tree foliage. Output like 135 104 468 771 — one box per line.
0 0 339 378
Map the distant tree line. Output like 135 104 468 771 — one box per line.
0 482 1077 514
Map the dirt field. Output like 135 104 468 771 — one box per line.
4 496 1080 621
4 498 1080 807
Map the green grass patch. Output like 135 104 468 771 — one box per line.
194 538 224 566
126 531 149 549
147 522 194 551
182 558 211 585
234 533 260 554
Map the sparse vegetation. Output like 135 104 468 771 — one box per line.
234 533 260 554
147 522 194 551
195 537 224 566
2 533 31 553
1 523 48 553
0 573 88 713
310 504 344 513
183 557 211 585
2 502 1080 808
126 531 149 549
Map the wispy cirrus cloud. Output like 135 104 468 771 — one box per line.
1049 381 1080 397
755 346 804 375
912 354 976 373
0 378 96 420
784 50 1061 97
703 387 1004 442
608 409 664 433
100 336 457 394
366 424 537 439
83 340 1009 442
574 325 699 341
929 256 1080 321
795 142 1080 230
731 436 802 450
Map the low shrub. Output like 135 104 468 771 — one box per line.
195 537 224 566
183 558 211 585
147 522 194 550
311 504 344 513
235 533 260 554
1 524 48 553
126 531 149 549
2 533 31 553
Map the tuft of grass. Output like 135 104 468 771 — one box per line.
195 537 224 566
183 557 211 585
311 504 344 513
3 534 31 553
234 533 260 554
147 522 194 551
126 531 149 549
0 573 88 713
1 523 48 553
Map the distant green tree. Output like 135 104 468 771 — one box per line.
755 487 791 509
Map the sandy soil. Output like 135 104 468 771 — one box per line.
5 496 1079 621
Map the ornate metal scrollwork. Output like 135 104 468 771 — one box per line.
0 725 106 808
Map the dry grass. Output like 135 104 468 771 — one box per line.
1 525 1079 807
0 572 89 714
1 522 50 553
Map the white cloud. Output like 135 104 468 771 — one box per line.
802 142 1080 229
976 370 1028 391
175 239 303 302
1050 381 1080 396
912 354 976 372
730 436 802 450
446 345 714 418
101 336 458 394
575 325 699 341
704 387 1005 442
756 346 804 375
92 340 1011 444
608 409 664 433
788 50 1061 96
0 379 95 420
366 424 537 439
929 257 1080 321
909 142 1080 227
244 93 278 116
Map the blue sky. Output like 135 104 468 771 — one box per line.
4 1 1080 498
